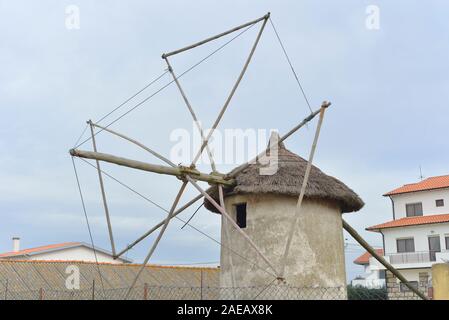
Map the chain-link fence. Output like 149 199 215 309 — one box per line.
0 284 392 300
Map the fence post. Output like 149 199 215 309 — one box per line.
39 288 44 300
432 263 449 300
4 279 8 300
200 270 203 300
92 279 95 300
143 283 148 300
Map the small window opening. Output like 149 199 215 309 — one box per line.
406 202 423 217
235 203 247 228
436 199 444 207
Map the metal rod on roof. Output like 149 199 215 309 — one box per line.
186 175 279 276
125 182 188 300
225 101 330 179
162 13 269 58
114 193 204 259
342 219 428 300
191 14 269 167
88 120 117 257
278 105 327 280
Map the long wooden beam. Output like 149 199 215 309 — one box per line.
69 149 235 187
191 15 269 166
125 181 188 299
342 219 428 300
88 121 116 256
114 193 204 259
186 176 279 276
225 102 330 179
161 13 269 58
278 107 326 279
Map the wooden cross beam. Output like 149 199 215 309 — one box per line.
69 148 235 187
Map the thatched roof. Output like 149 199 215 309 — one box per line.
204 134 364 214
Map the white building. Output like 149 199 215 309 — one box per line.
352 249 386 288
361 175 449 295
0 238 131 264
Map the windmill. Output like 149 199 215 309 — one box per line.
69 12 428 300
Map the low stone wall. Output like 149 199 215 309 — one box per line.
386 271 429 300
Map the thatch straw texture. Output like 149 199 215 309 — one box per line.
204 137 364 214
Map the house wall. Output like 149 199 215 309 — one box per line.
382 223 449 255
391 188 449 219
220 193 347 299
4 246 126 264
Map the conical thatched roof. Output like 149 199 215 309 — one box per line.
204 134 364 214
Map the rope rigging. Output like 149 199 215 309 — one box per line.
71 157 106 298
269 17 313 114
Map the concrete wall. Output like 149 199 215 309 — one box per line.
391 188 449 219
220 193 346 296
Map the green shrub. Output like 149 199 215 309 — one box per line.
347 285 388 300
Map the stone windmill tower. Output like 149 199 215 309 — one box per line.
205 133 364 297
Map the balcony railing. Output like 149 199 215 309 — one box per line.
388 251 437 264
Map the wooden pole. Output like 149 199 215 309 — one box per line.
162 13 269 58
88 120 116 256
114 193 204 258
91 122 175 167
278 106 326 279
191 14 269 166
432 263 449 300
92 279 95 300
219 185 237 295
164 57 218 172
4 279 8 300
342 219 428 300
226 102 329 179
200 270 203 300
69 149 235 187
143 283 148 300
39 288 44 300
125 182 188 299
186 176 278 276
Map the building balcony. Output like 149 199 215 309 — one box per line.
389 251 433 264
351 278 386 289
368 251 449 270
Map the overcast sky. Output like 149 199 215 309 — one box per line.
1 0 448 283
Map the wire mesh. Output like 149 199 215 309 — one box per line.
0 284 395 300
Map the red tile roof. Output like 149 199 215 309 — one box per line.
384 175 449 196
0 242 81 258
354 249 384 265
366 213 449 232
